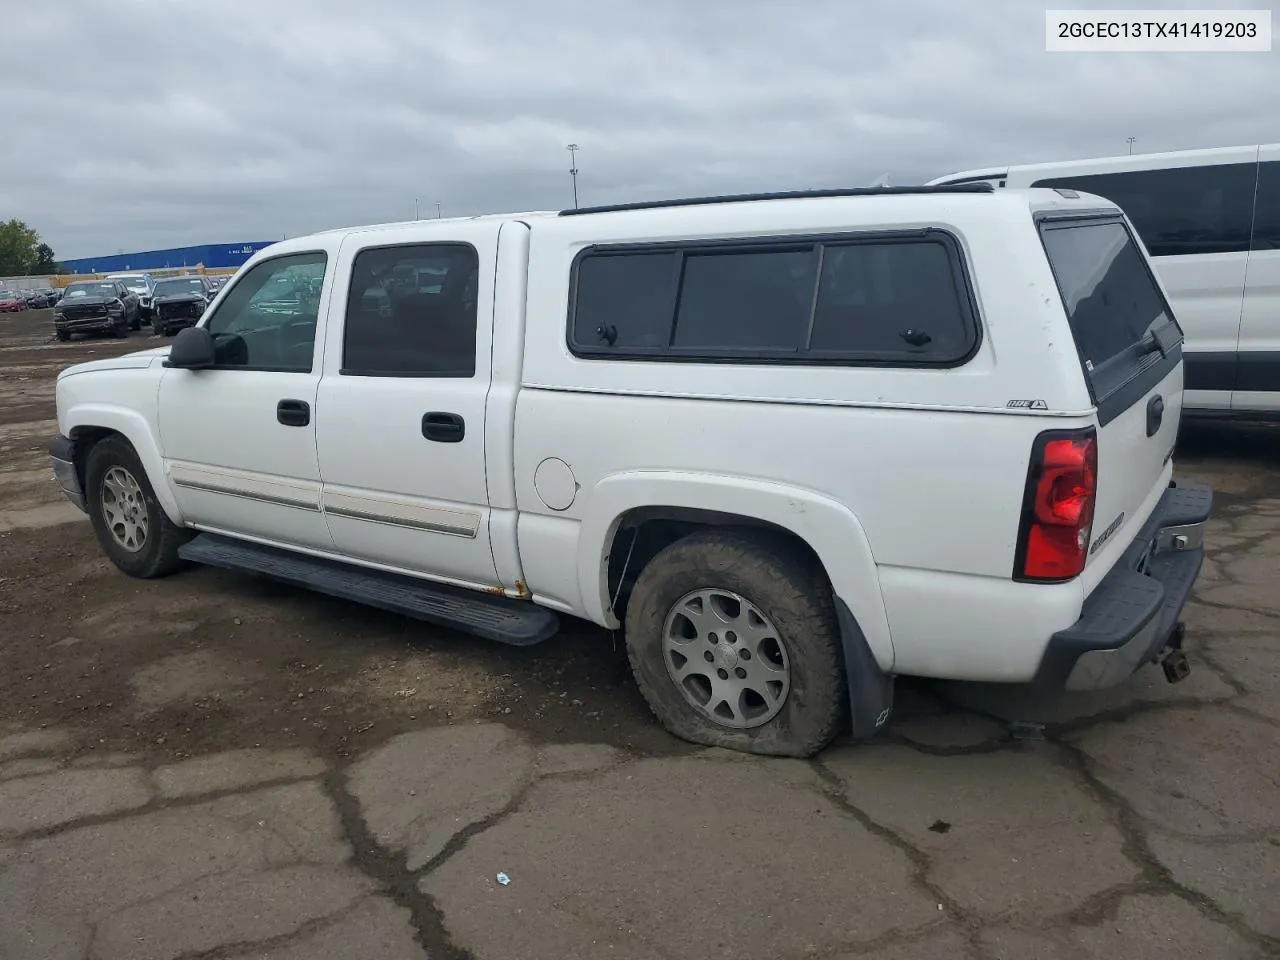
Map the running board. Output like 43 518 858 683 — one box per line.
178 534 560 646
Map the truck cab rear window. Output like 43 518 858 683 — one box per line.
569 233 979 365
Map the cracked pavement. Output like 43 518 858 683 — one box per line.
1 316 1278 959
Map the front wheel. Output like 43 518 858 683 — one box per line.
85 436 192 578
624 529 848 757
55 329 70 342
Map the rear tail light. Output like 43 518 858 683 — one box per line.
1014 428 1098 582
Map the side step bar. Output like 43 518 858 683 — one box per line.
178 534 560 646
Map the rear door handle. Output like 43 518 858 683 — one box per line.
277 399 311 427
1146 394 1164 437
422 411 465 443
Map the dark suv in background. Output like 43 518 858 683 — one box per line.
52 279 140 340
152 276 215 335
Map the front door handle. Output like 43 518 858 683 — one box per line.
277 399 311 427
1146 394 1164 437
422 411 465 443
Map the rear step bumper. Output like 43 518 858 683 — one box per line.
1034 482 1213 691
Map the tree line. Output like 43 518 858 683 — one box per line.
0 219 63 276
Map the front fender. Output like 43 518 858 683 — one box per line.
576 470 895 671
62 403 182 525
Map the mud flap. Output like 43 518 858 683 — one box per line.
835 598 895 739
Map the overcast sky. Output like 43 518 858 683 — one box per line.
2 0 1277 259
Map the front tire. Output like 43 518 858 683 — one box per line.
624 529 847 758
55 329 70 342
85 436 191 578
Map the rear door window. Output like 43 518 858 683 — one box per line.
1039 217 1183 419
341 243 479 377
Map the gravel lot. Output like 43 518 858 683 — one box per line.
1 306 1277 960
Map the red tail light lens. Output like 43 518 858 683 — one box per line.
1015 429 1098 582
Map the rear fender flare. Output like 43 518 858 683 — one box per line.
576 470 895 672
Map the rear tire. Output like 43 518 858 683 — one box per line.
85 436 192 579
624 528 847 758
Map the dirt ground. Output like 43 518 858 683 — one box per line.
1 305 1278 960
0 307 684 766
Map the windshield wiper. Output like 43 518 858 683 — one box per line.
1139 318 1183 358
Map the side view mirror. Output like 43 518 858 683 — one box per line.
163 326 216 369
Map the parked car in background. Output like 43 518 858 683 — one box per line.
152 276 215 335
0 290 28 312
53 279 139 340
25 290 52 309
928 143 1280 421
50 185 1210 756
105 273 155 326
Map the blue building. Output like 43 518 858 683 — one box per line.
60 241 278 275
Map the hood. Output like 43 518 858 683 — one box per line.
57 345 171 381
155 292 206 303
58 295 116 306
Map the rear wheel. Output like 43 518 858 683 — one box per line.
85 436 191 578
624 529 847 757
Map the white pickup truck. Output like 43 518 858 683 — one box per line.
51 185 1211 756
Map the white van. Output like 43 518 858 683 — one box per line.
928 145 1280 420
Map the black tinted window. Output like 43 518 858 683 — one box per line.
574 252 677 349
673 249 814 351
1251 161 1280 251
1032 163 1257 257
342 243 478 377
206 252 327 371
570 233 976 365
1040 220 1174 376
811 241 972 357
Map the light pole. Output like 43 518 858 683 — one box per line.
1126 137 1136 155
414 197 420 220
434 200 442 219
566 143 580 209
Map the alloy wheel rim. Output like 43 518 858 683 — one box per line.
100 466 149 552
661 588 791 729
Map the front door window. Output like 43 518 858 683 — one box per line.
204 253 328 371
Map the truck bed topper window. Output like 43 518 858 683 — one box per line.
567 230 982 367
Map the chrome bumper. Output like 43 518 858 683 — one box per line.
50 436 86 513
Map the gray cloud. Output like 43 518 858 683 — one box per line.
2 0 1276 258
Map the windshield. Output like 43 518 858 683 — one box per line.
65 283 118 298
155 279 205 296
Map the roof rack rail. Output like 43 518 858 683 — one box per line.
559 183 994 217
